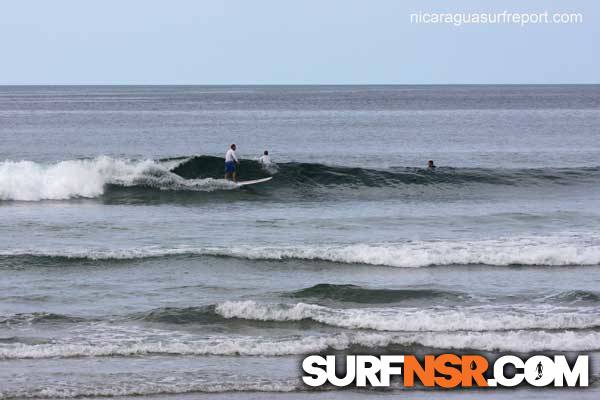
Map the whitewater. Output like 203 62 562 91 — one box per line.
0 156 237 201
2 235 599 267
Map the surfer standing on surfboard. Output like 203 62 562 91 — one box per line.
225 144 240 182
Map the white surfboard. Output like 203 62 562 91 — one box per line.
235 177 273 187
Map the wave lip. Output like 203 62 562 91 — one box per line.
0 156 236 201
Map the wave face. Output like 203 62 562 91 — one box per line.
173 156 600 187
289 284 464 303
1 155 599 201
4 235 599 267
140 301 600 334
548 290 600 303
0 312 86 326
3 330 600 360
0 374 299 399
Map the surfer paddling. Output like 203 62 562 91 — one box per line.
225 144 240 182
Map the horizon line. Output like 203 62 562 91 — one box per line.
1 83 599 87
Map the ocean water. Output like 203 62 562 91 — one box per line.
0 85 599 399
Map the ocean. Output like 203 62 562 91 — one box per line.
0 85 599 399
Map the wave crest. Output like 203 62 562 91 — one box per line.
0 156 235 201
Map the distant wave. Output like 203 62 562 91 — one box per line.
1 155 599 201
3 235 600 267
0 312 86 326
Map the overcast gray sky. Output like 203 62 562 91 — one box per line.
0 0 597 84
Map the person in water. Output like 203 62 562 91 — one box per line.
258 150 271 165
427 160 436 169
225 144 240 182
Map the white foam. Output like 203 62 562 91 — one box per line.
407 330 600 353
0 156 234 201
208 238 600 267
216 300 600 332
2 329 599 361
3 234 600 267
0 246 194 260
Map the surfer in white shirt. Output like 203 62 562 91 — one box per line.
225 144 240 181
258 150 271 165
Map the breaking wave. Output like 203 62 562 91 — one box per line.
0 156 235 201
214 301 600 332
5 289 600 331
547 290 600 304
3 235 600 267
1 155 599 201
2 329 599 361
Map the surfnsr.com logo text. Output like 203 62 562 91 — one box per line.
302 354 589 388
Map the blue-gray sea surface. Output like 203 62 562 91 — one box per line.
1 85 599 399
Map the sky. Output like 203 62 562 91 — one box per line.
0 0 598 85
